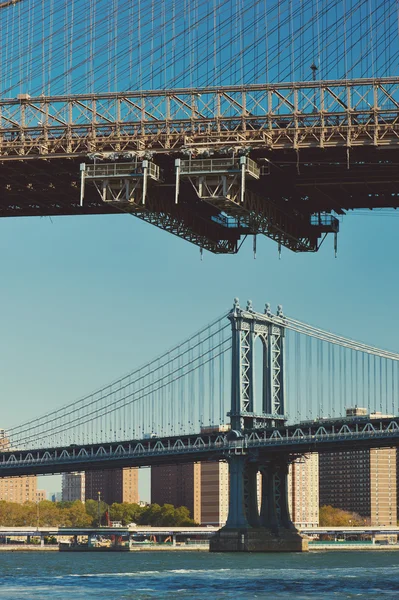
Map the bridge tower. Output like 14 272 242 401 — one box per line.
210 299 307 552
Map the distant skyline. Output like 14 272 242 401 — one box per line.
1 210 399 497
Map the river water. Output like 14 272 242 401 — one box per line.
0 550 398 599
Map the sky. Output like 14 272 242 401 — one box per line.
1 209 399 499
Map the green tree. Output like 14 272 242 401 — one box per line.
174 506 197 526
138 503 162 525
109 502 143 525
85 499 109 526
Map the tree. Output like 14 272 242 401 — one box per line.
64 501 92 527
84 499 109 526
36 501 63 526
138 503 162 525
109 502 143 525
0 499 199 528
174 506 197 526
319 505 367 527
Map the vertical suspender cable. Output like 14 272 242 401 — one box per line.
391 359 395 417
213 0 217 84
289 0 295 81
114 0 118 91
327 342 331 417
385 358 388 415
343 346 347 414
308 336 312 419
137 0 142 89
296 332 301 421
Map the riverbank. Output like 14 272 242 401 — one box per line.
0 543 399 552
0 545 58 551
0 544 209 552
309 543 399 551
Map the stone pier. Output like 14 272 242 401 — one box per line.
210 454 308 553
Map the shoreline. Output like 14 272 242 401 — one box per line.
0 543 399 552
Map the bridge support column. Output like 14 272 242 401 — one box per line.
259 463 279 534
246 462 261 528
224 455 249 529
277 462 297 532
211 456 307 552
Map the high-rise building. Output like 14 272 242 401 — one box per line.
85 468 139 505
151 463 201 522
36 490 46 502
319 409 397 526
151 461 231 527
200 461 229 526
151 427 231 525
62 472 85 502
0 430 37 503
288 454 319 527
0 475 37 503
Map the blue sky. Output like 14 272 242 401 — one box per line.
1 210 399 498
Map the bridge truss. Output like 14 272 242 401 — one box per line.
1 416 399 478
1 78 399 253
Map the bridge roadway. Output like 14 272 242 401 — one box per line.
1 417 399 477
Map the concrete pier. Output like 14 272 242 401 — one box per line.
210 527 308 552
210 452 308 553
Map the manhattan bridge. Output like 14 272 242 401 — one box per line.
2 299 399 551
2 0 399 551
0 0 399 253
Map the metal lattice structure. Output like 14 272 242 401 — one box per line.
2 79 399 157
229 299 287 430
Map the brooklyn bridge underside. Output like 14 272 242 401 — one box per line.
0 144 398 254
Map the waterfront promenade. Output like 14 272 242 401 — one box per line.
0 525 398 552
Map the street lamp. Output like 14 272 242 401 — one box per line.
97 491 101 528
